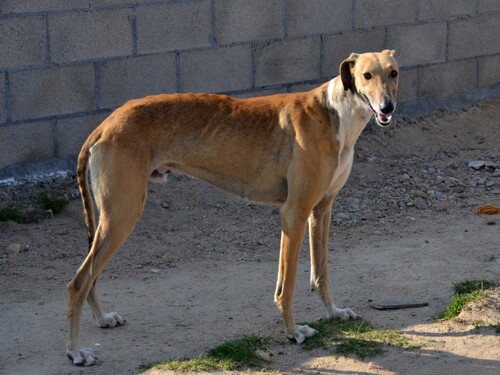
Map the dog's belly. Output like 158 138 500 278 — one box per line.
153 163 288 205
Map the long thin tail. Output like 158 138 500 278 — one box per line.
77 130 101 251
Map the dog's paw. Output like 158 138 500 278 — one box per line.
328 306 358 320
288 324 318 344
95 311 124 328
67 348 96 366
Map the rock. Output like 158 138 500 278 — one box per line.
468 160 485 170
414 198 427 210
161 202 170 209
334 213 350 221
6 243 21 254
485 180 495 187
435 201 449 211
255 349 271 362
377 201 388 210
348 202 360 212
0 258 9 264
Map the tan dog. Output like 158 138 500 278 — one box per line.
67 50 399 366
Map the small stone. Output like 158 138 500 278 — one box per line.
334 213 350 221
348 202 360 212
0 258 10 264
414 198 427 210
487 221 496 226
435 201 449 211
161 202 170 209
485 180 495 187
377 201 388 210
255 349 271 362
468 160 485 170
6 243 21 254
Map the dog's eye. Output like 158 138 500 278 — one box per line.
391 70 398 78
363 73 372 80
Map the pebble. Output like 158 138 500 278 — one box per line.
334 213 350 221
0 258 9 264
414 198 427 210
468 160 485 170
6 243 21 254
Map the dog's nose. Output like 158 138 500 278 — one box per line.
380 100 394 114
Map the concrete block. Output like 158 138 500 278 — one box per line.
49 9 133 63
10 65 95 121
478 55 500 88
387 22 446 67
322 29 385 77
420 60 477 99
2 0 89 13
397 68 417 103
288 0 351 36
180 45 252 93
0 122 54 168
215 0 283 44
99 54 177 109
55 113 108 158
449 15 500 59
91 0 155 6
255 38 321 87
0 17 47 68
418 0 476 20
355 0 415 28
136 1 211 54
0 74 5 124
233 87 287 99
478 0 500 12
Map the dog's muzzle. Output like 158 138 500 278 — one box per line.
362 94 395 127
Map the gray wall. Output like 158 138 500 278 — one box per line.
0 0 499 169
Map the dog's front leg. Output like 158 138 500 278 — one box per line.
309 196 358 320
275 204 317 343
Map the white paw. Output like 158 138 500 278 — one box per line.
67 347 96 366
95 311 124 328
289 324 318 344
328 306 358 320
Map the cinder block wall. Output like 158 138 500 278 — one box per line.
0 0 499 169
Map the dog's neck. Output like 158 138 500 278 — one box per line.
325 77 373 150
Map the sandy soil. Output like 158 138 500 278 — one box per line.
0 103 499 375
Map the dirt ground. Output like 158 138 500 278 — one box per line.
0 103 499 375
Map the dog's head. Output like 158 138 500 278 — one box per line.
340 50 399 127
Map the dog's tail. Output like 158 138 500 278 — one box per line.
77 129 101 251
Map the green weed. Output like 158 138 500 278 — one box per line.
302 317 419 358
0 207 23 223
141 335 272 373
39 194 68 215
436 279 495 321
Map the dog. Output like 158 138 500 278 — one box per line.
66 50 399 366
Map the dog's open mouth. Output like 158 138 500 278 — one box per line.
362 94 392 126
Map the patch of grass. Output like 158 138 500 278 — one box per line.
302 318 419 358
0 207 23 223
436 279 495 321
141 335 272 373
39 194 68 215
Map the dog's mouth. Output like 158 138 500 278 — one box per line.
362 93 393 127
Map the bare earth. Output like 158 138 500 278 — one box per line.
0 103 499 375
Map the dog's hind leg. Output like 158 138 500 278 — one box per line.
66 145 149 366
309 195 358 320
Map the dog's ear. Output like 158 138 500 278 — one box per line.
382 49 396 57
340 53 359 92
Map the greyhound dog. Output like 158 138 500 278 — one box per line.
67 50 399 365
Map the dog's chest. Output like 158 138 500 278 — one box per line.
330 147 354 194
